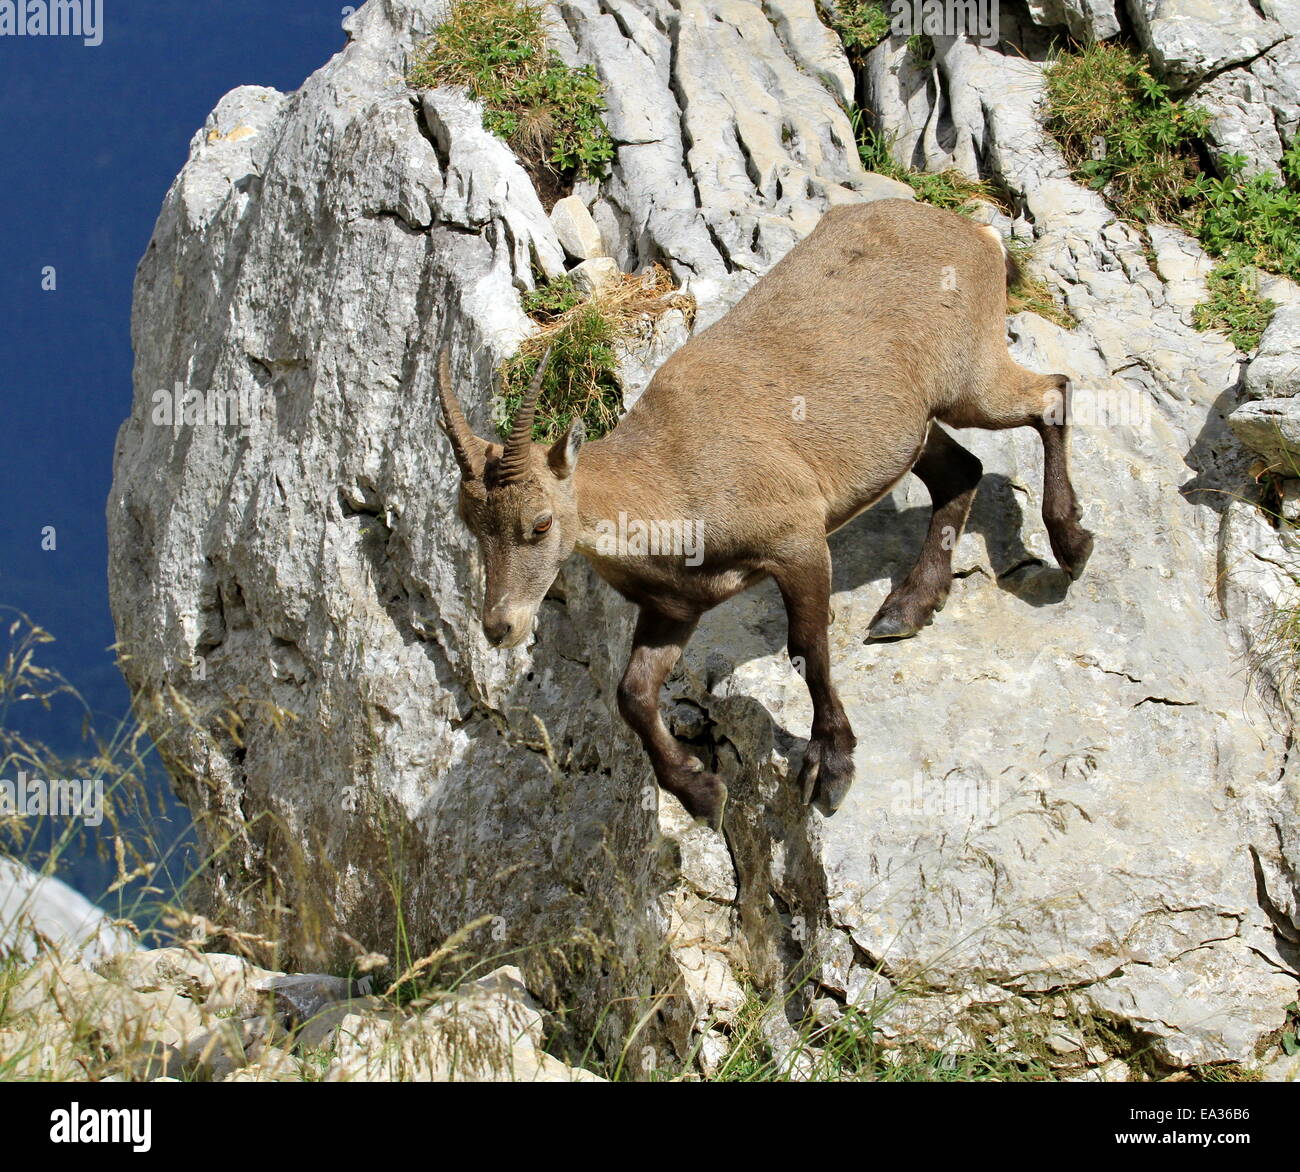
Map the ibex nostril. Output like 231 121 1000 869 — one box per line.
483 618 511 646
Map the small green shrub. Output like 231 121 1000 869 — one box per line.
409 0 614 182
1192 260 1277 351
520 274 587 322
1185 143 1300 284
1044 42 1207 224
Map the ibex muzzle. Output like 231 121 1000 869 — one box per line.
439 199 1094 830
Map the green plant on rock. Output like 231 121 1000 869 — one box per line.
1192 259 1277 352
1006 241 1077 330
1185 143 1300 284
821 0 892 61
907 32 935 65
1044 42 1208 225
853 118 1001 211
501 296 623 442
499 267 694 443
409 0 614 183
1045 42 1300 351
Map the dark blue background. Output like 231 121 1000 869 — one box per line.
0 1 350 901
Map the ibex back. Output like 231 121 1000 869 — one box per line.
439 199 1093 827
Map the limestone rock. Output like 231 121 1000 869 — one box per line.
1127 0 1289 86
1026 0 1121 41
1244 304 1300 400
1262 1050 1300 1081
1195 38 1300 180
1 858 136 966
550 194 605 261
107 0 1300 1074
568 255 621 294
97 946 280 1016
1227 398 1300 468
325 966 602 1082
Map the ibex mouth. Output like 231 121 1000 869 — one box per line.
483 606 540 650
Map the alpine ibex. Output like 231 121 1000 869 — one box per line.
438 199 1093 828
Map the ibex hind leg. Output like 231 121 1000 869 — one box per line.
941 370 1094 581
868 425 983 641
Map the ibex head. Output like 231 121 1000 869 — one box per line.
438 348 585 649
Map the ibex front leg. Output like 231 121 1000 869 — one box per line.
617 608 727 830
774 543 857 812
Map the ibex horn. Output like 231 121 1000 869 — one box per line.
437 348 486 481
496 348 553 484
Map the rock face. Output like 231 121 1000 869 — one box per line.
110 0 1299 1073
0 859 135 966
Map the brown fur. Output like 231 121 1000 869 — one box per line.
440 199 1093 826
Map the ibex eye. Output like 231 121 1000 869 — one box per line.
533 514 553 534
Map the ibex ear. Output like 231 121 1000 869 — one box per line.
547 417 585 479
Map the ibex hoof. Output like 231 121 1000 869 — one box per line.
676 772 727 833
1052 525 1094 581
798 738 855 813
865 609 923 642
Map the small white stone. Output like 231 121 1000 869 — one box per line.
568 256 621 295
550 195 605 262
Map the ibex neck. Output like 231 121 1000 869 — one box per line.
572 432 675 561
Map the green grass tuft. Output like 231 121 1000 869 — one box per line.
1044 42 1208 225
820 0 891 61
853 118 1002 212
499 267 694 443
408 0 613 183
